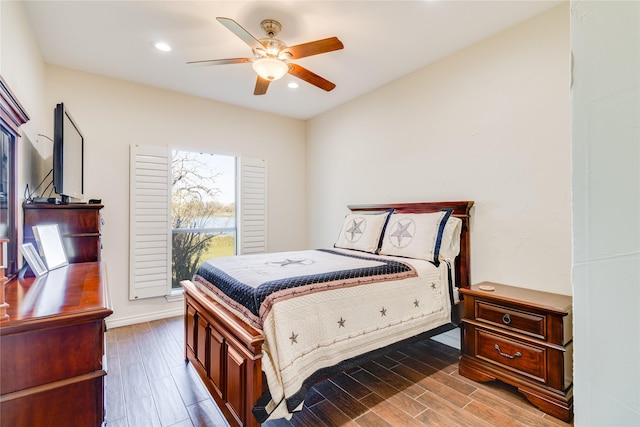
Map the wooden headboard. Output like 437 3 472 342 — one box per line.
347 201 474 289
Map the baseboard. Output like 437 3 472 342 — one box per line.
105 306 184 329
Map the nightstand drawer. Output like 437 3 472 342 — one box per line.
476 301 546 340
475 329 546 383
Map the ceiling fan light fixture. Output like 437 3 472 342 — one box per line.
278 51 292 61
189 17 343 94
252 57 288 81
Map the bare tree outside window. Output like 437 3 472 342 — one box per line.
172 150 236 288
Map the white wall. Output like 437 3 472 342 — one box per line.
0 1 46 138
41 66 307 326
0 0 48 249
571 1 640 425
307 5 571 295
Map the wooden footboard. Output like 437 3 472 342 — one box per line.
182 279 264 427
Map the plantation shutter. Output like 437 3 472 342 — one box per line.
237 157 267 255
129 145 172 299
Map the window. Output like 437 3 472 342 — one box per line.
171 150 236 289
129 145 266 300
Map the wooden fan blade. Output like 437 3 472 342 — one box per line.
187 58 251 67
288 63 336 91
284 37 344 59
216 17 264 51
254 76 270 95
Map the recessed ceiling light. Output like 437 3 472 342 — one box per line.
154 42 171 52
287 82 299 89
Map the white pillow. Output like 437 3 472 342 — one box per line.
334 211 391 253
379 210 454 263
439 216 462 262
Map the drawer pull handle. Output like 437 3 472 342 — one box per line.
502 314 512 325
494 344 522 359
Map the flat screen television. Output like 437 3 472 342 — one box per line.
53 103 84 204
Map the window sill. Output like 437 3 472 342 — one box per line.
165 288 184 303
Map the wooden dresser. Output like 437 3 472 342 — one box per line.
23 203 103 264
0 262 112 426
458 282 573 422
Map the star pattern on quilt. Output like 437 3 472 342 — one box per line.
389 219 415 248
337 317 346 328
431 282 437 290
289 332 298 344
380 307 387 317
271 258 310 267
345 218 365 243
414 298 420 308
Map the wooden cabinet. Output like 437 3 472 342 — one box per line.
0 262 112 426
459 282 573 422
23 203 103 264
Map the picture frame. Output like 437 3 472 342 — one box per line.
20 242 48 277
32 224 68 270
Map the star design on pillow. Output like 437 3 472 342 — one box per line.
380 307 387 317
290 332 298 344
346 218 365 243
414 299 420 308
337 317 346 328
389 219 415 247
431 283 437 290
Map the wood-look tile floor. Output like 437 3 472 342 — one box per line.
106 316 573 427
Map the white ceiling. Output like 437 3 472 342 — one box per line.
22 1 562 120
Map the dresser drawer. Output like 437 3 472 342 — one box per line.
475 300 546 340
475 329 547 383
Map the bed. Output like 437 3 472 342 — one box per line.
182 201 473 427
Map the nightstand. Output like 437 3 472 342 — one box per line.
458 282 573 422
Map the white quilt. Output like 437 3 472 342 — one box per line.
194 248 453 421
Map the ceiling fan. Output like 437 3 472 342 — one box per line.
188 17 344 95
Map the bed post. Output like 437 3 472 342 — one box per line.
453 201 474 289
